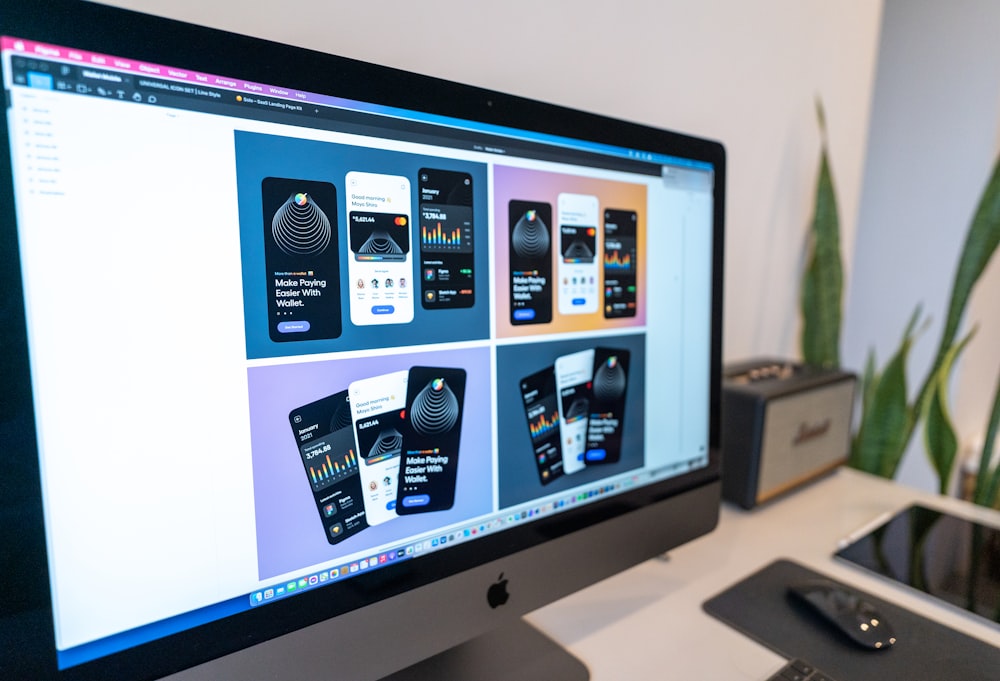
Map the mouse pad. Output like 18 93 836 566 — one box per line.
702 559 1000 681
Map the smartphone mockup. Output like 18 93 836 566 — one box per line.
288 390 368 544
602 209 637 318
519 366 564 485
346 171 414 326
397 366 467 513
557 193 599 315
418 169 475 309
554 348 594 475
349 370 408 525
262 177 342 342
584 348 630 464
508 200 553 325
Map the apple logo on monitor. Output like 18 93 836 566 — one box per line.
487 573 510 609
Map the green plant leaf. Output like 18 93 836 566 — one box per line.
906 153 1000 496
800 99 843 369
922 330 975 495
861 350 878 417
974 371 1000 508
928 155 1000 392
849 153 999 493
850 308 920 477
852 350 879 462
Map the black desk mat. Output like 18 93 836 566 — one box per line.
702 559 1000 681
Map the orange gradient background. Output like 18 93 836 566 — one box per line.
493 165 647 338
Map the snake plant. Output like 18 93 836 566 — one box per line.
802 101 1000 507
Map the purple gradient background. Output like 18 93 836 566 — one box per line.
248 346 493 579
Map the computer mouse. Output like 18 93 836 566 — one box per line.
788 579 897 650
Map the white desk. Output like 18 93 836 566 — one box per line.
529 467 1000 679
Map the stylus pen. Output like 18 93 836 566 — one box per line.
836 510 895 550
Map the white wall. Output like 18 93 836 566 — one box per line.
98 0 884 364
843 0 1000 492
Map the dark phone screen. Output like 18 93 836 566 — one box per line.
508 200 553 325
519 365 564 485
584 348 630 464
396 366 467 513
288 390 369 544
602 209 637 318
418 168 475 309
262 178 342 342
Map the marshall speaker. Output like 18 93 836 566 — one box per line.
721 359 856 509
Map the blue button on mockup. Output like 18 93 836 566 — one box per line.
402 495 430 507
277 321 311 333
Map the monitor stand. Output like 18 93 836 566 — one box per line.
381 617 589 681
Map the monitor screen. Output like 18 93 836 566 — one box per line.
0 3 724 679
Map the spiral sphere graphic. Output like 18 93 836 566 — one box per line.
512 209 550 259
563 239 594 260
359 231 404 255
566 397 589 420
330 400 354 432
271 192 331 256
369 428 403 458
410 378 460 435
593 356 627 401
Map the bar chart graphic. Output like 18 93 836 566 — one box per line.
306 447 358 491
529 410 559 440
422 222 463 247
603 249 634 273
418 203 473 254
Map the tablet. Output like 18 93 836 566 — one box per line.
835 503 1000 624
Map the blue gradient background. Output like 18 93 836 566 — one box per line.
496 333 647 508
235 131 490 360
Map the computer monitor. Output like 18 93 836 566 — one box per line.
0 2 725 679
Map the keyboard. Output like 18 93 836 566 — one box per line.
765 658 840 681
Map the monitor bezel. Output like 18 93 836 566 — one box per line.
0 2 725 679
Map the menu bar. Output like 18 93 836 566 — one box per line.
2 36 709 175
2 37 334 106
